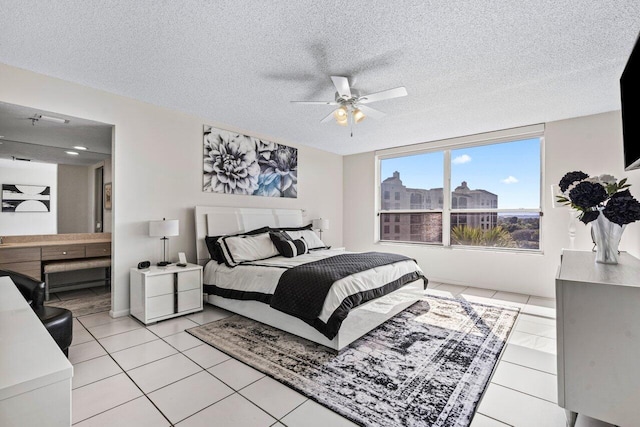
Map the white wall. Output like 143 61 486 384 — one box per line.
344 111 640 298
0 158 57 235
0 63 343 316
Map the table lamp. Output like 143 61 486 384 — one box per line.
149 218 179 266
312 218 329 240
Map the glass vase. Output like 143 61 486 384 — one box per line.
591 213 626 264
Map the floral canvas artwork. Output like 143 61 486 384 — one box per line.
203 126 298 198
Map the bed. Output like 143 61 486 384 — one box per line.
194 206 427 351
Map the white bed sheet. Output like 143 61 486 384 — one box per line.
203 248 424 323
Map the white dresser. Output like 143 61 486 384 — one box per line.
0 276 73 427
556 250 640 427
130 263 203 324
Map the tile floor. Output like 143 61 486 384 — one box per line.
66 284 616 426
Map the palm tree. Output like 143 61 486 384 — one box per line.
451 225 515 247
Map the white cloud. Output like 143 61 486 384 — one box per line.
501 176 519 184
452 154 471 164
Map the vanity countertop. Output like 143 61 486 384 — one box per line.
0 233 111 248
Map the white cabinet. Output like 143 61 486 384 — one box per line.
556 250 640 427
130 264 203 324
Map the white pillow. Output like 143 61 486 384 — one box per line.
285 230 326 249
218 232 279 267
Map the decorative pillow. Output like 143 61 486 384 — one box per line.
270 231 308 258
218 232 279 267
206 226 270 264
285 229 326 250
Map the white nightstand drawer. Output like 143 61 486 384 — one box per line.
177 269 201 292
178 288 202 312
147 274 174 297
147 294 174 319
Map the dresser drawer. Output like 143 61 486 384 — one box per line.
177 269 201 292
41 245 85 261
178 288 202 312
146 273 175 297
0 247 41 263
147 294 174 319
85 243 111 258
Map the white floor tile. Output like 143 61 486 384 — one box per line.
575 414 617 427
515 318 557 339
492 291 530 305
186 304 233 325
146 317 199 338
508 331 556 354
208 358 265 390
74 396 170 427
72 355 122 389
517 312 556 326
148 371 234 424
477 383 566 427
99 328 159 353
527 296 556 308
163 331 204 351
281 399 358 427
459 287 497 298
501 343 557 375
428 283 467 297
72 373 143 424
470 413 510 426
490 361 557 403
128 353 202 393
71 323 95 346
69 339 107 364
520 303 556 318
239 376 307 419
111 339 177 371
88 317 144 339
78 311 123 328
183 344 230 369
177 393 276 427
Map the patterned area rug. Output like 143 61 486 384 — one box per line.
187 295 518 427
45 293 111 317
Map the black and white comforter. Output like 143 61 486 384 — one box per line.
203 249 427 339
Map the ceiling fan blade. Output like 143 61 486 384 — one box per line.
331 76 352 98
320 110 337 123
357 104 386 119
290 101 338 105
358 86 408 104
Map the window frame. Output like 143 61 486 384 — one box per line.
375 127 544 252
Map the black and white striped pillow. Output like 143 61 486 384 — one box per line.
270 231 308 258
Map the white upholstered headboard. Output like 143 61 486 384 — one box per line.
194 206 304 265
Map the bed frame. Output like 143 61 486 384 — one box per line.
194 206 424 351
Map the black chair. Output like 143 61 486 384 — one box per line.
0 269 73 356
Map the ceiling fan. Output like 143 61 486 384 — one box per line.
291 76 407 132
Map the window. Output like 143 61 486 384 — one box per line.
379 136 542 250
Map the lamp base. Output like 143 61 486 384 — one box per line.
157 261 171 267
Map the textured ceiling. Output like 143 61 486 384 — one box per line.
0 1 638 155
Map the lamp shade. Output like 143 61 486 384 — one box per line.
312 218 329 231
149 219 179 237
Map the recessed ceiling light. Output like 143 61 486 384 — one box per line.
65 151 79 156
73 146 88 150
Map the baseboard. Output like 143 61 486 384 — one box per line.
110 308 130 318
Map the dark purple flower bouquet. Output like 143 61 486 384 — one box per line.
557 171 640 226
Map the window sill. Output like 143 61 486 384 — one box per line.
377 240 543 255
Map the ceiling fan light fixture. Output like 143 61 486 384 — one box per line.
333 106 348 120
336 116 348 126
353 108 366 124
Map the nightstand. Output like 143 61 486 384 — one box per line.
130 263 203 324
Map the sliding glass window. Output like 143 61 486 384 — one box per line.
379 137 542 250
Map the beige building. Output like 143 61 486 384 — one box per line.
381 172 498 241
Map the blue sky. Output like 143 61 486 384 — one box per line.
381 138 540 209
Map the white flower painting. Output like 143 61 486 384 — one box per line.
203 126 298 198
